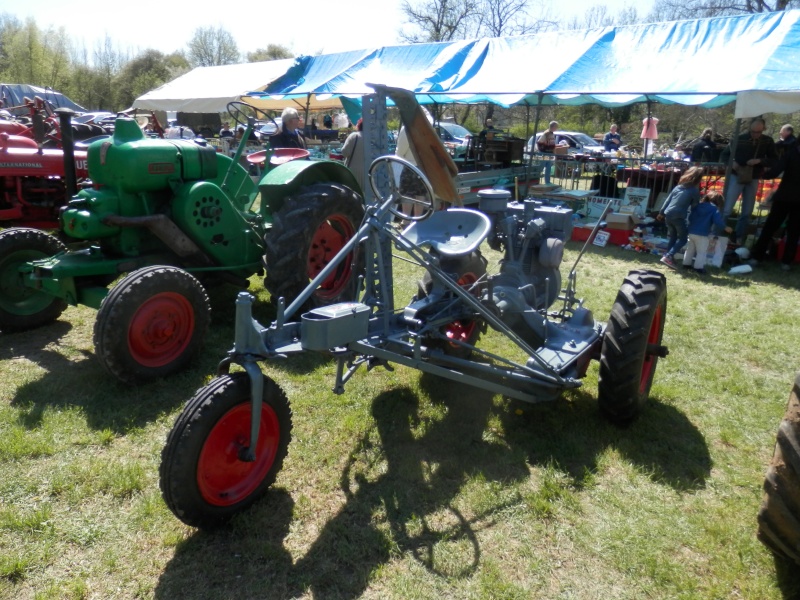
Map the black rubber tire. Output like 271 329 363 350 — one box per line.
0 227 67 332
757 372 800 566
418 251 487 359
598 269 667 423
93 265 210 384
265 183 364 314
159 372 292 529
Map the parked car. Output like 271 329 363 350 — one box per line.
525 130 605 158
73 111 115 125
436 122 473 158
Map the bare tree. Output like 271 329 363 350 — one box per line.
399 0 481 43
647 0 800 22
247 44 294 62
187 26 240 67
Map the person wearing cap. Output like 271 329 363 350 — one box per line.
603 123 622 152
271 107 307 149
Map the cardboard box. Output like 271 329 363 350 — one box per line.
605 213 637 230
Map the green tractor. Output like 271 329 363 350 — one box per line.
0 102 364 384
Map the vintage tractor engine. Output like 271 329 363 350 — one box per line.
60 117 265 276
478 189 573 347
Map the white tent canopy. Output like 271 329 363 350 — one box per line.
134 59 296 113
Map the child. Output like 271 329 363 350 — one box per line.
682 191 733 274
657 166 705 269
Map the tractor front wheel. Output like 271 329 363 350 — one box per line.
265 183 364 314
0 228 67 332
757 372 800 566
598 269 667 423
93 265 210 384
160 372 292 529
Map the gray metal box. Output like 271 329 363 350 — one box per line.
534 205 573 242
300 302 371 351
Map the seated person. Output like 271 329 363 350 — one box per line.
270 107 307 149
219 122 233 138
603 124 622 152
479 118 497 141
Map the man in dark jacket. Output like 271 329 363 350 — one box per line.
748 139 800 271
719 117 776 243
271 107 307 150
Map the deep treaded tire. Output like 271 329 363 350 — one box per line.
160 373 292 529
419 251 488 359
265 183 364 314
598 269 667 423
0 227 67 332
93 265 210 384
757 372 800 565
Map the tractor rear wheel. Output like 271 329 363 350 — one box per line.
757 372 800 566
0 227 67 332
160 372 292 529
418 251 487 359
265 183 364 314
598 269 667 423
93 265 210 384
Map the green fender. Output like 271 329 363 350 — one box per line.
257 159 363 222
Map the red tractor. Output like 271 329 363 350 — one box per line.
0 96 145 230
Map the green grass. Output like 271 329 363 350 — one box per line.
1 241 799 599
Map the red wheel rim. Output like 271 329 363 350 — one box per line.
197 402 281 506
444 272 478 347
307 215 356 299
127 292 195 368
639 304 663 394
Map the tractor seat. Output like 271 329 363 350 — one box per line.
401 208 492 256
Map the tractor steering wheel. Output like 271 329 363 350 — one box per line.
367 155 435 222
225 101 278 135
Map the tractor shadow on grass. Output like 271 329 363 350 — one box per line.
156 374 710 600
157 379 529 600
500 387 712 493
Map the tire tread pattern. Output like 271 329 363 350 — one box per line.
159 373 292 529
757 372 800 565
598 269 667 423
264 183 364 312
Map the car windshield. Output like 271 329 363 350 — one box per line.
440 122 472 139
570 133 601 147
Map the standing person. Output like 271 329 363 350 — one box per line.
681 191 733 274
536 121 558 184
775 124 796 158
271 107 307 150
341 118 365 193
691 128 717 163
656 166 705 269
748 138 800 271
603 124 622 152
719 117 776 244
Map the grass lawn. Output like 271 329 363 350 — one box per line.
1 239 799 600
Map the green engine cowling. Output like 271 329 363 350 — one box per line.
60 118 263 268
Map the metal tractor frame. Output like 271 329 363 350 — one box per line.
159 111 670 528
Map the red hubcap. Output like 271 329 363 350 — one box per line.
308 215 356 299
197 402 281 506
639 304 663 394
444 272 478 347
127 292 195 367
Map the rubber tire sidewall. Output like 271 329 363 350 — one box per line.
159 372 292 529
93 265 210 384
265 183 365 315
598 269 667 423
757 372 800 566
0 227 67 332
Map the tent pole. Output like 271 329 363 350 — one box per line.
722 118 742 206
